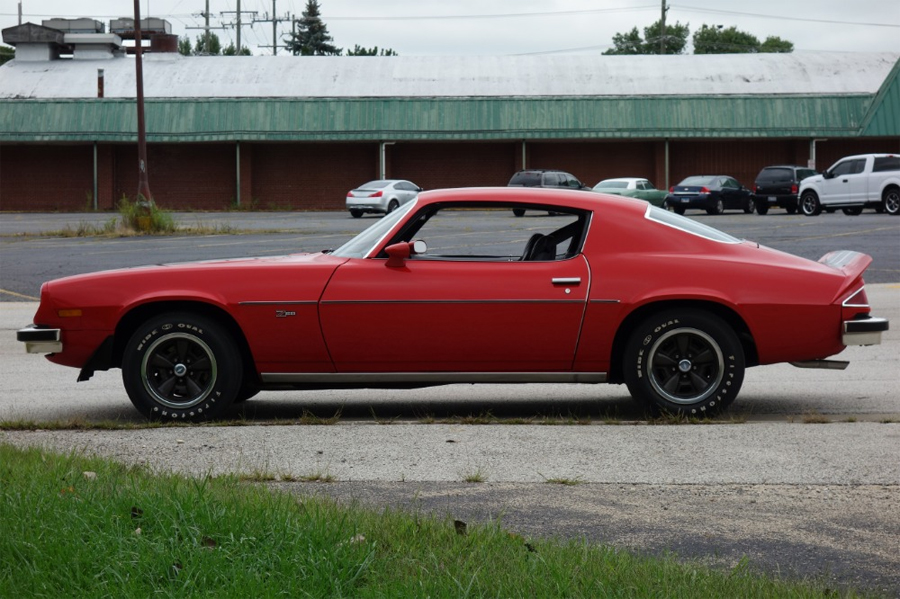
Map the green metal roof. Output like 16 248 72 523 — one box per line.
860 58 900 137
0 94 882 143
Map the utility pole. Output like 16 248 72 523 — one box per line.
254 0 290 55
659 0 667 55
221 0 258 53
186 0 228 54
133 0 153 208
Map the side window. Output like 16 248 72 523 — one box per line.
852 159 867 174
722 178 738 189
830 160 854 177
390 205 588 262
873 156 900 172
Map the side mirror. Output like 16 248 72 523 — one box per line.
822 171 834 180
385 239 427 268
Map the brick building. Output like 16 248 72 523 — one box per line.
1 20 898 211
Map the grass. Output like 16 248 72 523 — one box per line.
0 443 869 598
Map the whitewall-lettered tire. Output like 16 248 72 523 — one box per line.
623 309 745 416
122 312 242 422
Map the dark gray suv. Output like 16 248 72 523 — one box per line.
752 165 817 215
508 169 591 216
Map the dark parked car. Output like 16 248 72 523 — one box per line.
665 175 753 215
752 166 817 215
508 169 591 216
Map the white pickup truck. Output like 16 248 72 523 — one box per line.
799 153 900 216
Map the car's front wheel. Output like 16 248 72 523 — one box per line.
122 312 242 422
623 309 745 417
800 191 821 216
883 187 900 215
743 199 754 214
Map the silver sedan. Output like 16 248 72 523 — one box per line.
346 179 422 218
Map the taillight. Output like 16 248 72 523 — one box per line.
790 184 798 194
346 191 353 197
753 185 759 193
699 186 710 193
669 186 674 192
369 191 383 198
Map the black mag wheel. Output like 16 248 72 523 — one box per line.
122 312 242 421
623 310 745 416
800 191 821 216
883 188 900 215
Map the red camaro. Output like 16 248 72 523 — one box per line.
18 188 888 421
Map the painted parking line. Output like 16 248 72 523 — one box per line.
0 288 40 301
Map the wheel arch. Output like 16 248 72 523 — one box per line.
111 300 259 385
607 299 759 384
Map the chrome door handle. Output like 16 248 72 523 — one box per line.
552 277 581 285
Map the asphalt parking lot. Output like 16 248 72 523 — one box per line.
1 209 899 594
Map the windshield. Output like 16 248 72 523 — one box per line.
594 180 628 189
331 199 418 258
678 176 717 187
355 180 390 189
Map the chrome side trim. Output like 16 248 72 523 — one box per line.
261 372 607 385
238 301 317 306
589 299 621 304
320 299 585 305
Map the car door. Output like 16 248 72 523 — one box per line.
318 207 590 373
821 159 866 204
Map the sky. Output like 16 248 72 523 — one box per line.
2 0 899 56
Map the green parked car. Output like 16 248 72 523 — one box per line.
592 177 668 207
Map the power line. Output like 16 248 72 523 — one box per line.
670 4 900 28
321 6 658 22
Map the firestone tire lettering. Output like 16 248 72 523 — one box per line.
122 312 242 422
623 309 745 417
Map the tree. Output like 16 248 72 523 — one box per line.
692 25 793 54
223 43 252 56
285 0 341 56
0 44 14 65
345 45 397 56
759 36 794 53
193 32 223 56
177 36 192 56
603 19 689 55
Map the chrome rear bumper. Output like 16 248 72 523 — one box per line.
842 316 889 346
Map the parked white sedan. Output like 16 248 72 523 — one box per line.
346 179 423 218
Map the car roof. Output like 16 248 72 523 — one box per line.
415 186 644 213
598 177 645 183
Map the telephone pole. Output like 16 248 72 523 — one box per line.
186 0 228 54
254 0 290 55
221 0 257 53
659 1 668 54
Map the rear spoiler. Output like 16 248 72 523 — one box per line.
818 250 872 280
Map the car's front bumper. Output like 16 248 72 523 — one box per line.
17 325 62 353
842 316 889 346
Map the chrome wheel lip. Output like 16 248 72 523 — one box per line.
647 327 724 405
141 332 217 409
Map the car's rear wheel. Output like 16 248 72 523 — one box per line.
800 191 821 216
883 187 900 216
623 309 744 417
842 207 863 216
349 209 363 218
512 208 525 217
785 203 797 215
387 199 400 213
706 199 724 215
122 312 241 422
673 207 685 215
755 202 769 215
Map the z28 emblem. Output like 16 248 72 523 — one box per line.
275 310 296 318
